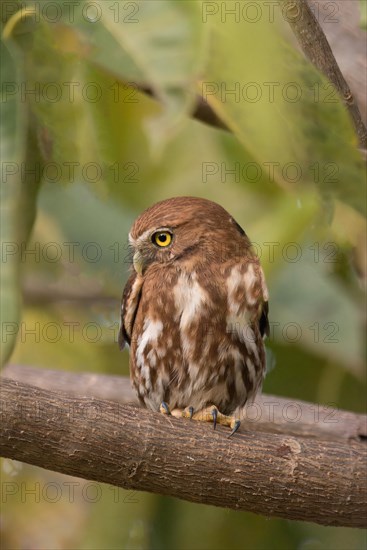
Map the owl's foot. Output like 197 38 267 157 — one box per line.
160 403 193 419
159 402 240 436
184 405 240 437
159 401 171 415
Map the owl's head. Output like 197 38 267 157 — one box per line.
128 196 250 275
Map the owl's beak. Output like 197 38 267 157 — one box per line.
133 249 144 275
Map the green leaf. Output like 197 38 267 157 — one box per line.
270 247 364 371
203 4 366 217
10 0 206 167
0 39 24 365
56 0 207 154
1 15 45 365
359 0 367 29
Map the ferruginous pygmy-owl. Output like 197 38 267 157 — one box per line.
119 197 269 435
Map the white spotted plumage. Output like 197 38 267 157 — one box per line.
119 197 269 419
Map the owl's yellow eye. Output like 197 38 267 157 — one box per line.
152 231 172 247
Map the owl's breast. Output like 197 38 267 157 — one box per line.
129 266 264 413
129 270 206 404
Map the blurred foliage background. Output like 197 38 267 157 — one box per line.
1 1 366 549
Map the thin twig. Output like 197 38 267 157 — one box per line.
283 0 367 147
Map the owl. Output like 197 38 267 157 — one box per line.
119 197 269 436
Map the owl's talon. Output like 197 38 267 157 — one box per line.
211 407 218 429
228 420 241 438
185 406 194 420
187 404 239 436
160 401 171 415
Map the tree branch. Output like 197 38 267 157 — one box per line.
1 372 366 528
283 0 367 148
3 364 366 443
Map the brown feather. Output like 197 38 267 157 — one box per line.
120 197 269 415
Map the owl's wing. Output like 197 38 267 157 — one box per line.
257 264 269 338
118 271 143 350
259 300 269 338
233 220 269 339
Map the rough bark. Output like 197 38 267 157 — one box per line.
3 365 366 443
1 375 366 528
308 0 367 124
